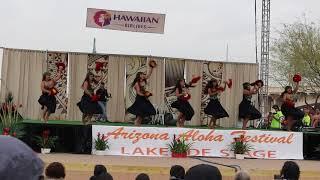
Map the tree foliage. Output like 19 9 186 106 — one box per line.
271 19 320 93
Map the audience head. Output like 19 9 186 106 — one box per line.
234 171 250 180
170 165 185 180
185 164 222 180
94 165 107 176
90 173 113 180
45 162 66 179
136 173 150 180
0 135 44 180
280 161 300 180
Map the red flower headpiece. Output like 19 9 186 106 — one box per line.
95 62 104 71
293 73 302 83
55 62 66 71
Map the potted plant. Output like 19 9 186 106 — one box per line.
34 130 58 154
167 134 193 158
229 135 253 159
94 132 109 155
0 92 24 138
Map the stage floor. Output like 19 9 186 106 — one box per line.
40 153 320 180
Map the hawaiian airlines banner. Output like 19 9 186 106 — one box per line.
86 8 166 34
92 126 303 159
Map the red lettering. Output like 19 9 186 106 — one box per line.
146 148 157 155
159 148 169 156
132 147 144 155
220 149 230 157
202 149 211 156
121 147 130 155
189 149 200 156
267 151 277 158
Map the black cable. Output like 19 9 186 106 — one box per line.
190 157 241 172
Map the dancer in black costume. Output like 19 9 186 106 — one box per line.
77 72 102 125
280 82 304 131
171 79 196 127
239 80 263 129
38 70 62 123
127 66 156 126
204 79 229 129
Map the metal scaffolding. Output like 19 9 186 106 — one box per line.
259 0 271 115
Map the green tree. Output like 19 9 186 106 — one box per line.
271 19 320 106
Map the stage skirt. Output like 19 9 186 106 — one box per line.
127 95 156 118
38 93 57 114
77 94 102 115
171 99 194 121
281 103 304 121
204 99 229 119
238 99 261 120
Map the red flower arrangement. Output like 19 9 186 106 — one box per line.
34 130 58 149
0 92 24 138
229 135 253 155
95 132 109 151
167 134 193 158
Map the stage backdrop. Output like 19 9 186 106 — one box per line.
92 125 304 160
1 48 259 127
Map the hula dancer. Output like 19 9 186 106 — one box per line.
38 69 62 123
239 80 263 129
280 82 304 131
171 76 201 127
127 60 156 126
204 78 230 129
77 72 102 125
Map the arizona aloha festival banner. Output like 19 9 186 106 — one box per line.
86 8 166 34
92 125 304 159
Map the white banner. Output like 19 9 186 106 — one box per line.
86 8 165 34
92 125 303 159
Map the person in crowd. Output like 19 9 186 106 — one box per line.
234 171 250 180
184 164 222 180
93 165 107 177
127 66 156 126
280 161 300 180
0 135 44 180
270 105 285 129
90 173 113 180
171 78 199 127
302 107 311 127
45 162 66 180
38 69 62 123
280 82 304 131
77 72 102 125
312 108 320 128
239 80 263 129
204 78 229 129
135 173 150 180
170 165 185 180
96 82 111 122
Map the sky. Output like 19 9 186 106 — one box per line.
0 0 320 63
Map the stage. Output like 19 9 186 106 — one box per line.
20 119 320 160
